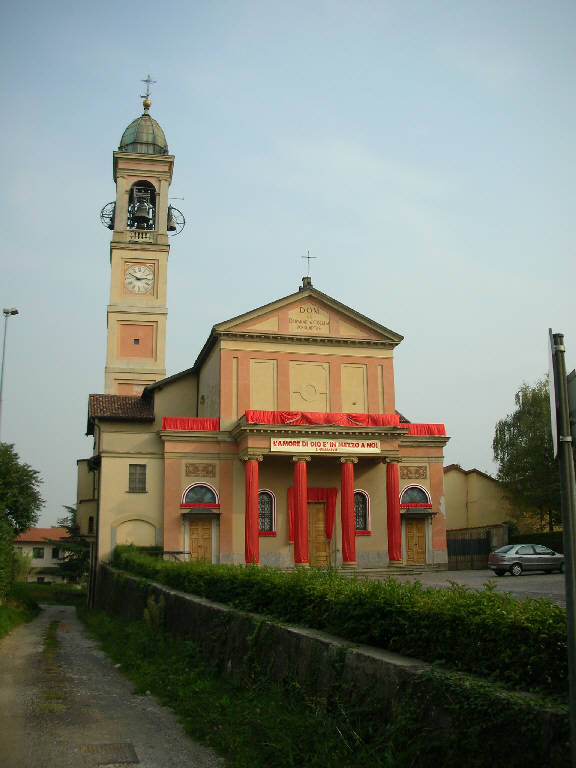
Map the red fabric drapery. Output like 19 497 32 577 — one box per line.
162 417 220 431
386 463 402 562
340 462 356 564
400 503 432 509
287 487 338 542
245 410 400 427
402 423 446 436
293 461 308 564
244 460 259 564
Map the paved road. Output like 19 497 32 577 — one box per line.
389 569 566 606
0 604 225 768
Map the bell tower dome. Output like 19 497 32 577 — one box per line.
102 80 182 395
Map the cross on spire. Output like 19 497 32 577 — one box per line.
302 250 317 276
140 74 157 100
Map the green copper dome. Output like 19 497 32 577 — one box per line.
119 105 168 155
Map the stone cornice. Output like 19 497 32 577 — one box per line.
399 435 450 448
230 422 403 441
217 330 397 349
159 430 234 443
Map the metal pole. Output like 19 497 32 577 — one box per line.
552 333 576 767
0 308 18 441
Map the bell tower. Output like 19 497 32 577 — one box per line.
101 79 184 395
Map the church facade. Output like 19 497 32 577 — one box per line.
77 95 449 571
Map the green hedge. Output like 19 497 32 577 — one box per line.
0 515 14 603
112 548 568 696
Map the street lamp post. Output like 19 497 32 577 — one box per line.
0 308 19 441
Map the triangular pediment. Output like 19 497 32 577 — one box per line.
213 285 403 345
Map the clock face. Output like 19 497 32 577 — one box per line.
125 264 154 294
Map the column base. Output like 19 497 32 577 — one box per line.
294 561 310 568
341 561 357 569
388 560 403 565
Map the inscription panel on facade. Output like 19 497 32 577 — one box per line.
400 465 427 480
185 463 217 478
270 438 380 454
288 303 330 335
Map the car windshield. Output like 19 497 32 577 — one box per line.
494 545 514 553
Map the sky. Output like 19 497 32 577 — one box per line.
1 0 575 526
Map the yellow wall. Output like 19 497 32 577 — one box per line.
444 467 516 529
198 346 221 418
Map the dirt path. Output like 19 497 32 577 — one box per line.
0 604 225 768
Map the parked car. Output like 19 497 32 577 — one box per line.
488 544 564 577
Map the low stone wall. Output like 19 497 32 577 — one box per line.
96 565 569 762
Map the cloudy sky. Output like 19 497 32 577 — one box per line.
1 0 574 525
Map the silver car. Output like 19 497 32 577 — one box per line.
488 544 564 577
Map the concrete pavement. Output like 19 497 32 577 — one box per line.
0 604 225 768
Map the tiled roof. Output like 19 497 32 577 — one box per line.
15 527 70 543
444 464 496 481
88 394 154 421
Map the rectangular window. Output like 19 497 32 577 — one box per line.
88 516 95 533
33 547 44 559
128 464 147 493
51 547 60 559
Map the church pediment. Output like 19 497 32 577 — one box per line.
213 285 403 345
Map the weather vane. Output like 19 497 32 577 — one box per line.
302 250 317 276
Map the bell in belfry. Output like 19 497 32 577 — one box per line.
167 205 177 232
133 201 151 227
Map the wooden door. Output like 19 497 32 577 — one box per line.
405 518 426 565
189 519 212 562
308 502 330 567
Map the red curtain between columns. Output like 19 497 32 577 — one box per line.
287 488 338 542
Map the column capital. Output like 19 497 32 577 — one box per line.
240 453 263 462
292 455 311 463
340 456 358 464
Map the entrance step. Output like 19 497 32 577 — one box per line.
340 564 448 578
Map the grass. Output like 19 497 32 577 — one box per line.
40 619 68 711
0 586 40 640
80 608 402 768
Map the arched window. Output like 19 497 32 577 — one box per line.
400 485 431 506
354 490 370 533
258 490 276 535
181 483 219 507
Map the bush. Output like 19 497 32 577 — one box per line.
112 548 568 696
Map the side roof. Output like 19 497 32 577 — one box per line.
87 394 155 435
15 527 70 543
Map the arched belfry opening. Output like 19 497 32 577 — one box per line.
128 181 157 230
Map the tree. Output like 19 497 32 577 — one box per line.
0 443 44 534
493 378 561 531
52 506 90 583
